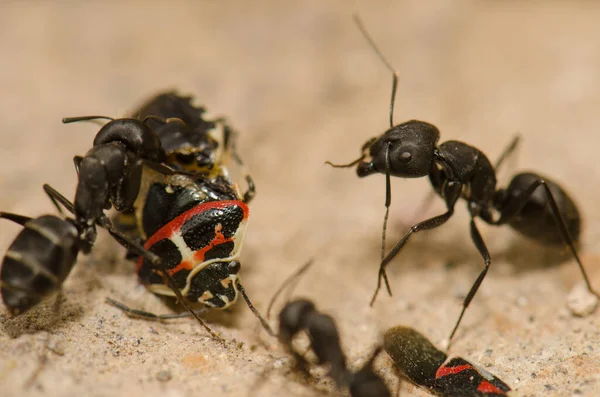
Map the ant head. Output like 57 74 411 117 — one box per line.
93 118 165 162
357 120 439 178
278 299 315 342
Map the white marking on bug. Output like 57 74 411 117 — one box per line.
218 294 230 306
170 232 196 265
181 217 248 297
199 290 215 302
220 278 233 289
469 360 495 381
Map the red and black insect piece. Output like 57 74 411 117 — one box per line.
110 93 262 318
1 91 271 338
327 15 598 345
384 326 512 397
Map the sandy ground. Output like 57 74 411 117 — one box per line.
1 1 600 396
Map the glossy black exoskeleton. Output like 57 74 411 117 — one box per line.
1 92 270 340
278 299 390 397
327 15 598 345
0 212 83 315
0 185 154 316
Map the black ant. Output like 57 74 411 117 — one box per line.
278 299 391 397
264 260 389 396
384 325 511 396
1 93 275 342
327 15 598 344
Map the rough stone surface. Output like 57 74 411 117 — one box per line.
1 2 599 397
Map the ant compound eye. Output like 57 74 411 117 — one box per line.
398 151 412 163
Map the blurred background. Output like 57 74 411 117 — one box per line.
1 1 599 396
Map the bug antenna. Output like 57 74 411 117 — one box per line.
266 258 314 320
353 12 399 128
237 281 276 337
62 115 115 124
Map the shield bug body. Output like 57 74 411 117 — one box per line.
113 92 257 312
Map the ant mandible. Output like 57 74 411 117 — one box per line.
327 14 598 345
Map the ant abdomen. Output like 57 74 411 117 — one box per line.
1 215 80 315
494 172 581 246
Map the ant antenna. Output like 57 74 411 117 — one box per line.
353 13 399 128
266 258 314 319
62 115 115 124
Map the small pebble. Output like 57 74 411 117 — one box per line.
156 370 172 382
566 283 598 317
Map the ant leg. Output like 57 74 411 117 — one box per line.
106 297 209 320
236 281 276 337
43 184 75 215
448 217 491 345
371 182 462 306
495 179 598 297
380 143 393 296
0 212 33 226
371 208 456 306
494 134 521 171
100 220 225 342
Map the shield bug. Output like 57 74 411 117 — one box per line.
1 92 272 338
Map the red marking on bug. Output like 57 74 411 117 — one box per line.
435 364 473 378
135 200 248 274
166 260 193 276
192 223 232 263
477 381 506 394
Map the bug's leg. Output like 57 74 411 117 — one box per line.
100 219 225 342
495 179 598 297
448 216 491 346
230 139 256 204
494 134 521 171
105 298 209 320
43 184 75 215
236 281 275 337
371 182 462 306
